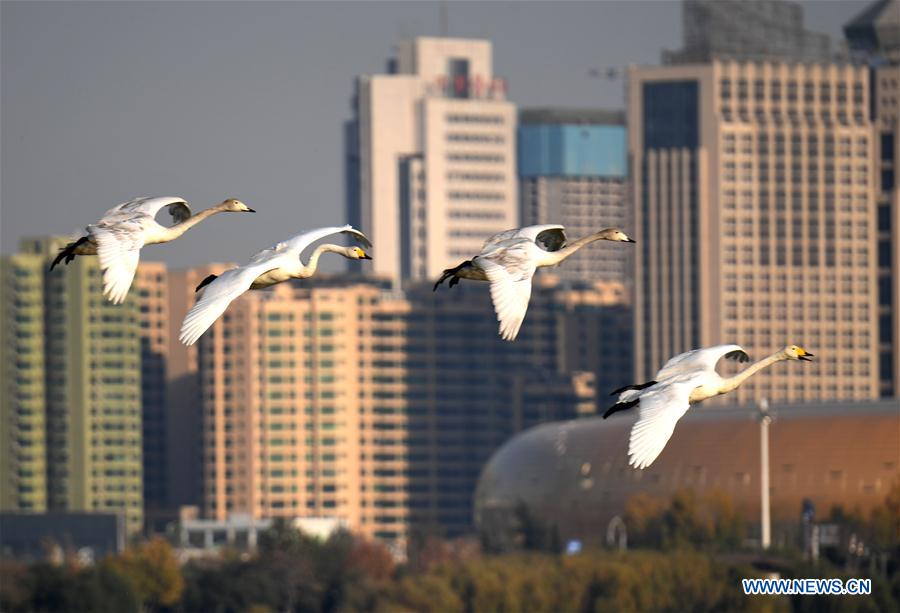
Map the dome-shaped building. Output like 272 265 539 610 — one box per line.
474 399 898 550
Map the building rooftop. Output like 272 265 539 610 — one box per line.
519 108 625 126
844 0 900 60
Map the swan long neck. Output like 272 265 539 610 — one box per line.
540 231 613 266
156 206 224 241
298 244 345 278
719 351 787 393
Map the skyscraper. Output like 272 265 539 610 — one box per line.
346 37 518 282
519 108 631 284
165 264 233 510
135 262 169 519
0 253 48 513
629 60 879 403
8 237 146 533
844 0 900 397
192 274 606 550
663 0 832 65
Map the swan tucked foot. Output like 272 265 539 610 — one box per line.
49 236 95 270
433 260 474 291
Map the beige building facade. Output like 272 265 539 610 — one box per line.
872 64 900 398
629 60 880 403
191 275 618 550
347 37 518 282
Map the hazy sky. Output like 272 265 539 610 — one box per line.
1 0 861 270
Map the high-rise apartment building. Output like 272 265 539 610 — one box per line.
192 274 615 550
844 0 900 397
165 264 232 509
519 108 631 284
7 238 146 533
663 0 831 65
0 253 48 512
629 61 880 403
135 262 169 516
346 37 518 282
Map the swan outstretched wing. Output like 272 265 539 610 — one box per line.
483 224 567 251
178 259 280 346
90 219 147 304
279 225 372 258
475 240 536 341
103 196 190 224
654 344 749 380
628 375 704 469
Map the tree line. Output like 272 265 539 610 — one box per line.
1 483 897 612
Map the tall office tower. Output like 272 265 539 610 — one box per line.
13 238 145 533
519 108 631 284
629 61 879 403
663 0 831 65
165 264 232 509
549 278 635 400
135 262 169 520
844 0 900 397
0 253 48 512
346 37 518 281
193 274 599 551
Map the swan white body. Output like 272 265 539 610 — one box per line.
179 225 371 346
606 344 814 469
434 224 634 341
51 197 254 304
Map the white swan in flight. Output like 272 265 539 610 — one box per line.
604 344 815 469
50 196 255 304
433 224 634 341
179 225 372 346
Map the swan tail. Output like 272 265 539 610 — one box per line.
49 236 90 271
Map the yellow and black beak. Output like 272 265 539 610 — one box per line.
798 348 814 361
625 237 636 243
361 252 372 260
245 208 256 213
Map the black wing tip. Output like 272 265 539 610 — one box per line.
602 399 639 419
609 380 657 396
195 274 218 292
725 349 751 363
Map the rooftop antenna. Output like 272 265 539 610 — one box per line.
439 0 448 37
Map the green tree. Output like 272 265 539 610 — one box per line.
4 562 139 613
871 478 900 551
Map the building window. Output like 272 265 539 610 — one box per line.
720 78 732 100
447 58 470 99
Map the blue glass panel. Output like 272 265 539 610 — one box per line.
518 124 626 178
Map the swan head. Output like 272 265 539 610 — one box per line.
600 228 636 243
782 345 814 361
219 198 255 213
347 246 372 260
